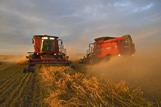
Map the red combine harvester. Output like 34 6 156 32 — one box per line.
24 35 72 73
79 34 135 64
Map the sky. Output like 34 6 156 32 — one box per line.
0 0 161 55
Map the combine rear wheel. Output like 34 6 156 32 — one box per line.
105 54 111 61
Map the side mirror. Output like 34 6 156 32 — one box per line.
89 43 94 53
32 39 34 44
58 39 63 45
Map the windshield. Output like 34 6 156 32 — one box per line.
40 39 55 52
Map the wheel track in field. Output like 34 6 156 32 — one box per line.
31 74 41 107
0 72 24 95
6 73 32 106
28 73 38 106
0 74 25 103
30 71 48 107
32 66 48 107
10 73 35 106
0 73 28 104
21 73 36 106
0 65 49 107
22 73 37 107
0 73 30 105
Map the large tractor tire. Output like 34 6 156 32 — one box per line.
28 66 35 73
66 62 75 69
23 66 35 73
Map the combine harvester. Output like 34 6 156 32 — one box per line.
79 34 135 64
24 35 72 73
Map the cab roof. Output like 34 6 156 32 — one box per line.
33 35 58 39
94 37 116 41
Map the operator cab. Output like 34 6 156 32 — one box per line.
32 35 62 54
40 37 56 52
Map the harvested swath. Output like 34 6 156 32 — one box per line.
41 65 152 107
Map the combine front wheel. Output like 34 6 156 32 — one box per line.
70 64 75 69
23 66 35 73
66 62 75 69
23 68 27 73
28 66 35 73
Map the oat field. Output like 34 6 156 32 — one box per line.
0 59 160 107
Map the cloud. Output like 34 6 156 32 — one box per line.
113 1 131 7
0 0 161 54
132 2 154 13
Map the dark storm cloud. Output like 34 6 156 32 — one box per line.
0 0 161 54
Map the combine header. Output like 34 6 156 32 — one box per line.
80 34 135 64
24 35 72 73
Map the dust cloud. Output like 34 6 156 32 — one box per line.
86 45 161 100
65 36 90 61
0 55 26 64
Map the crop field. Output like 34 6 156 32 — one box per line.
0 56 161 107
0 64 48 107
41 65 153 106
